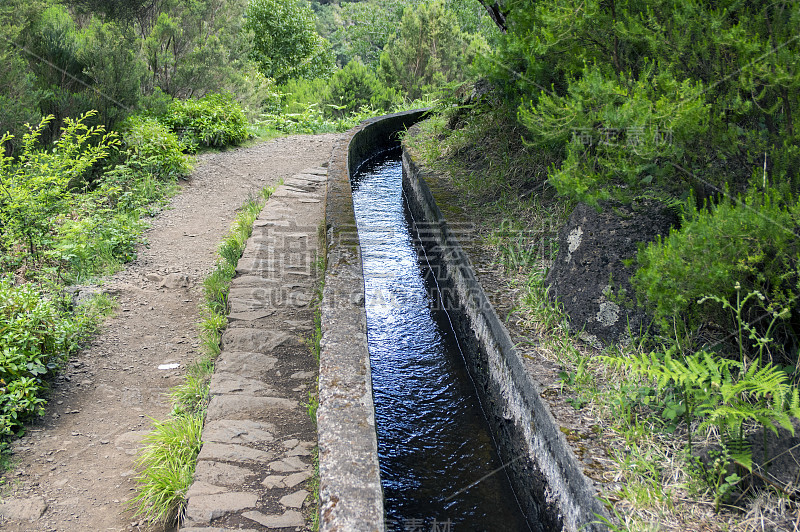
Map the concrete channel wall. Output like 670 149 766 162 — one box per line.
318 110 428 532
319 109 606 531
402 151 609 532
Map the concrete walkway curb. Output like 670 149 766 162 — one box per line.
318 110 428 532
180 167 328 531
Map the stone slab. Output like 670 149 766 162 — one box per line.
228 310 276 322
181 528 259 532
221 328 299 353
186 481 227 498
196 442 273 463
0 496 48 521
241 510 304 528
207 395 297 421
279 489 308 509
202 420 276 444
214 351 277 379
268 456 309 473
183 491 259 525
193 461 256 487
209 374 274 396
284 470 313 488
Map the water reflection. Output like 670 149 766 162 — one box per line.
352 149 532 531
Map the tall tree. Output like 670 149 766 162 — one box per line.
246 0 334 84
379 1 470 100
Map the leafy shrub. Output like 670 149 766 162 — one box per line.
160 93 249 150
324 60 399 118
75 18 145 131
120 115 192 179
379 0 471 100
0 277 84 438
55 208 144 283
634 189 800 359
519 66 709 207
0 112 119 267
279 77 330 114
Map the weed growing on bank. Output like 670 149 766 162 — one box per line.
0 110 182 460
130 184 275 526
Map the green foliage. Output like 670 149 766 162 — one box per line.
140 0 252 98
280 78 331 115
120 116 192 179
323 60 400 118
634 190 800 353
491 0 800 205
75 18 145 129
160 93 250 150
333 0 418 67
0 276 89 440
131 413 204 524
0 112 119 266
0 4 42 154
379 1 473 100
28 4 86 117
601 287 800 511
605 348 800 447
519 65 709 206
327 0 493 68
246 0 335 84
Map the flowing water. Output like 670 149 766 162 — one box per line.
352 148 532 531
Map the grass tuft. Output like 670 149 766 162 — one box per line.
130 413 204 525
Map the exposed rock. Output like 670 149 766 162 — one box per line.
160 272 192 289
279 489 308 508
196 442 273 463
193 461 256 487
201 419 276 444
182 491 259 525
0 496 47 521
547 199 678 344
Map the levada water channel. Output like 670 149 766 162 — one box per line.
351 147 534 531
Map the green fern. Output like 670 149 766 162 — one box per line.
602 348 800 453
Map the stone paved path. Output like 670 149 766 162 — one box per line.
181 168 328 531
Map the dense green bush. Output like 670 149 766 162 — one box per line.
323 60 399 117
0 111 183 283
634 189 800 359
120 116 192 179
491 0 800 205
160 94 249 150
0 277 84 439
279 78 330 115
479 0 800 361
379 1 472 100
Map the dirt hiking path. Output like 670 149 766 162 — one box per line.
0 134 338 532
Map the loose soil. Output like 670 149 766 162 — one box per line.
0 133 338 532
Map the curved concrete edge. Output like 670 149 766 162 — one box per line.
318 110 429 532
402 150 609 532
